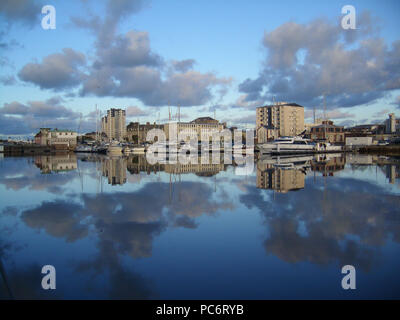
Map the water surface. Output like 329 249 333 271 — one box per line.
0 153 399 299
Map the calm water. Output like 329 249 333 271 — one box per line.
0 153 399 299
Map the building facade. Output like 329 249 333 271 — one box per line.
34 128 77 148
385 113 400 134
126 122 164 144
256 102 305 142
310 120 345 144
101 108 126 141
164 117 226 142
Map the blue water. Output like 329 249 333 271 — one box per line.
0 153 399 299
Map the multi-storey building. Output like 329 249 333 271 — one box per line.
256 102 304 142
385 113 400 134
34 128 77 149
101 108 126 141
126 122 164 144
164 117 226 142
310 120 345 144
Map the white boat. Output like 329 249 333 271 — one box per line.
107 141 123 155
258 137 315 155
75 145 93 153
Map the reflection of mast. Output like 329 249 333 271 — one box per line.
169 173 172 204
178 173 182 202
77 158 83 192
323 161 327 217
0 257 13 299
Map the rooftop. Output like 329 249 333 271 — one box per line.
257 102 304 108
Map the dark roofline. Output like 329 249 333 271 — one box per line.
257 103 304 108
312 124 344 128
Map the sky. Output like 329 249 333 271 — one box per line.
0 0 399 137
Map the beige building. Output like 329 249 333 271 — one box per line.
256 102 305 142
386 113 399 134
310 120 345 144
101 108 126 141
34 128 77 149
164 117 226 142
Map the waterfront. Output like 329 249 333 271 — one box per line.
0 153 399 299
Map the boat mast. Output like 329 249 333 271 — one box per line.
323 94 327 141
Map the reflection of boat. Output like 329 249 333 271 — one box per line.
258 154 312 172
259 137 315 155
107 141 123 155
315 142 342 152
124 146 145 154
75 145 93 153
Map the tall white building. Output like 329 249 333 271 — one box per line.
101 108 126 141
386 113 399 134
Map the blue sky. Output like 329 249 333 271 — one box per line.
0 0 399 136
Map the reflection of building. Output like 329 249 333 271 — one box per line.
34 154 77 173
164 162 226 176
345 136 373 147
386 164 400 184
34 128 77 149
102 157 127 185
126 154 226 176
126 122 164 144
311 154 345 176
164 117 226 142
257 165 305 193
346 153 375 165
101 108 126 141
256 102 305 142
310 120 344 144
126 154 165 174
